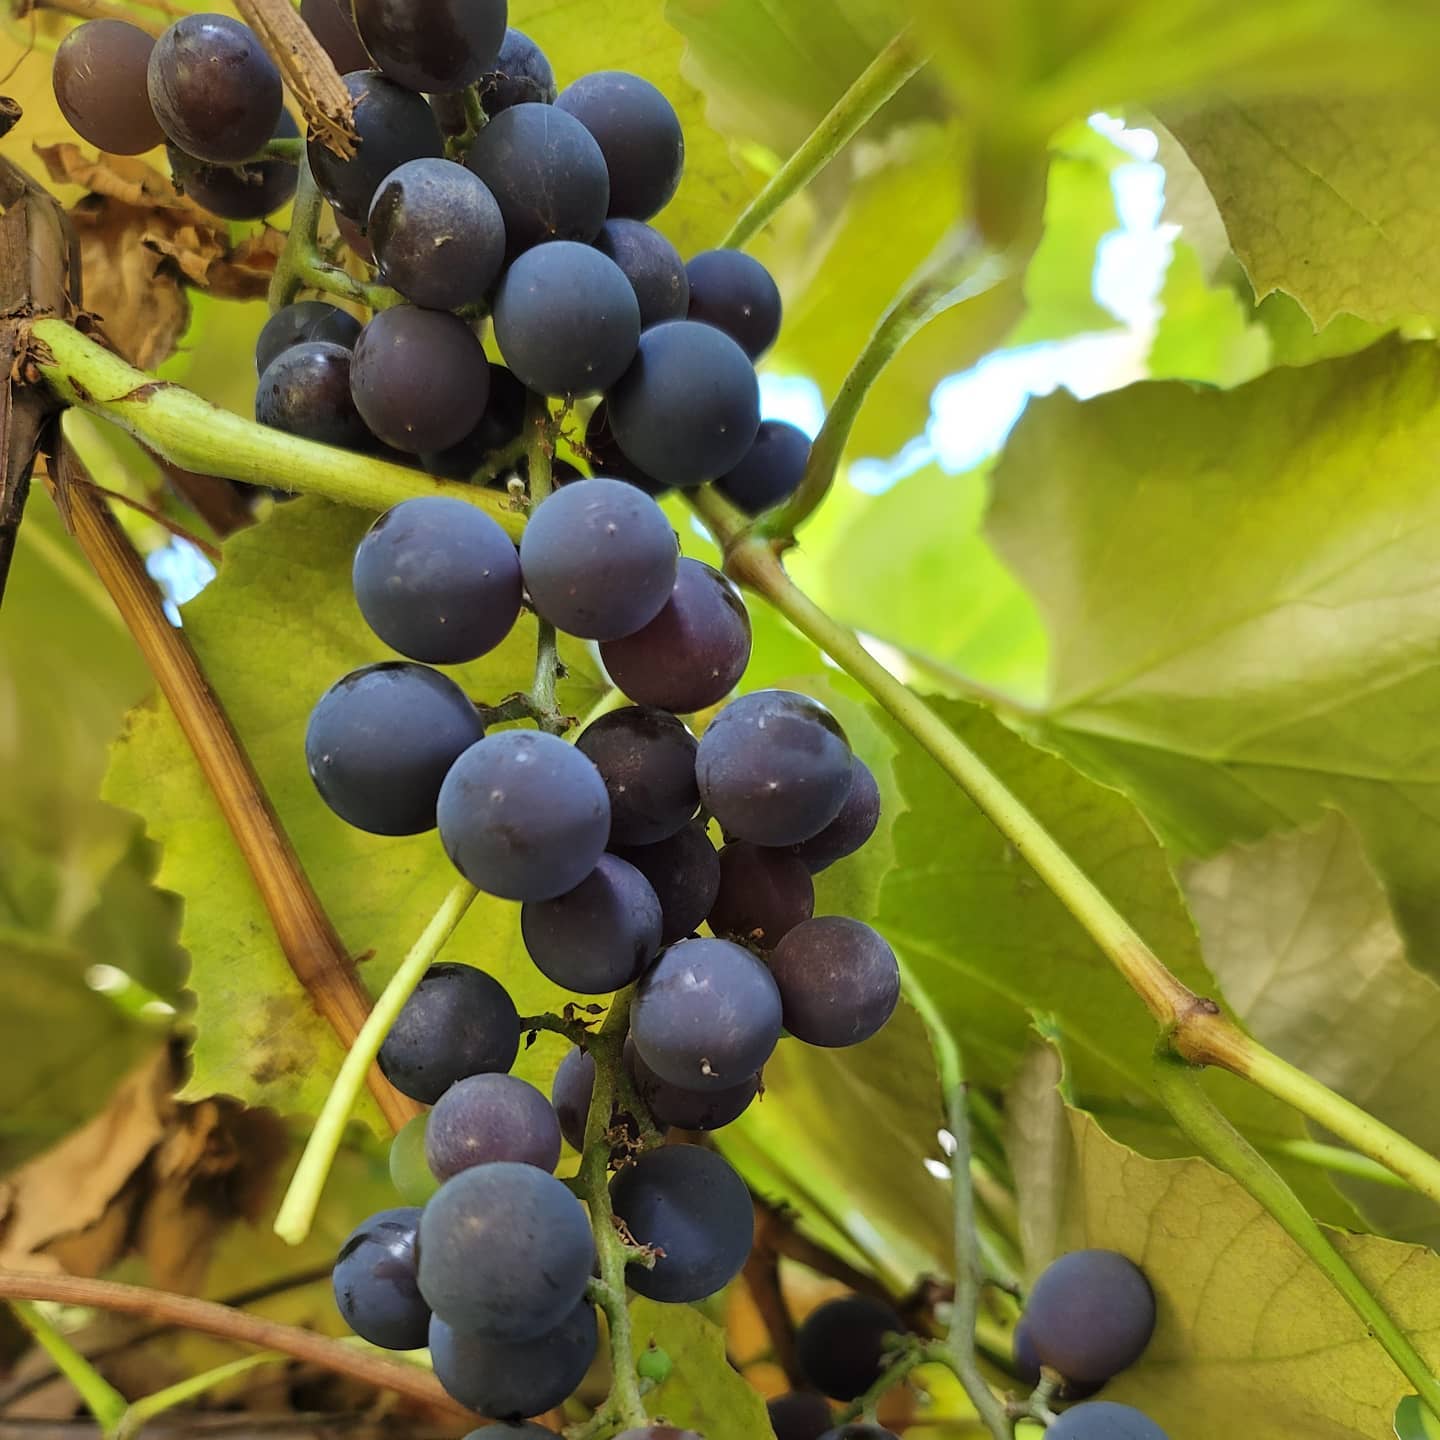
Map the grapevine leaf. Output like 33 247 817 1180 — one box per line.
1185 813 1440 1246
103 498 604 1124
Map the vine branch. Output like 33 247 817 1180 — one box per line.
0 1271 469 1418
51 445 418 1132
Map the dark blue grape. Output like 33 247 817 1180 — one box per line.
717 419 811 516
438 731 611 901
631 936 782 1090
687 248 783 360
818 1428 898 1440
422 363 530 481
255 341 369 450
1013 1318 1103 1401
305 662 482 835
551 1045 595 1152
426 1073 561 1179
308 71 443 224
378 961 520 1103
466 103 609 257
594 218 689 327
350 305 490 453
464 1426 556 1439
767 1392 834 1440
521 854 661 994
352 496 521 664
624 1037 756 1132
300 0 370 72
615 1430 702 1440
769 916 899 1049
1048 1404 1169 1440
575 706 698 845
1023 1251 1156 1384
430 1300 597 1418
353 0 504 93
332 1206 428 1350
419 1163 593 1340
555 71 683 220
787 757 881 872
610 1143 752 1302
796 1295 905 1401
169 110 297 221
256 301 361 375
611 820 721 946
493 243 640 397
147 14 281 165
697 690 851 847
478 29 556 114
599 558 751 713
583 400 668 495
518 477 675 639
368 157 506 310
708 841 814 948
607 321 760 488
53 20 164 155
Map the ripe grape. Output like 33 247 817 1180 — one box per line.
575 706 698 846
708 841 814 948
350 305 490 453
52 21 164 155
419 1163 593 1340
426 1073 562 1179
300 0 370 72
437 731 611 901
615 1430 703 1440
687 248 783 360
696 689 853 847
607 321 761 487
464 1427 556 1439
611 820 721 945
521 854 662 994
625 1037 757 1131
795 1294 905 1401
717 419 811 516
555 71 683 220
818 1428 898 1440
332 1207 429 1350
353 0 505 93
305 662 482 835
170 112 299 221
787 757 881 873
478 29 557 114
551 1045 595 1151
429 1299 598 1418
388 1112 439 1204
1047 1404 1169 1440
367 158 506 310
768 916 899 1048
518 477 675 639
466 103 610 257
609 1143 753 1302
599 558 751 713
352 497 522 664
583 401 668 496
308 71 443 224
256 301 361 375
422 363 529 481
378 962 520 1103
1012 1318 1101 1401
594 220 690 327
493 243 641 396
255 341 370 450
767 1391 834 1440
1022 1250 1156 1384
147 15 281 165
631 936 782 1090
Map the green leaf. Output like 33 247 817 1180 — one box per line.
103 498 604 1123
1161 97 1440 328
985 339 1440 960
628 1296 773 1440
878 695 1358 1224
1050 1104 1440 1440
1395 1395 1440 1440
1184 813 1440 1245
1146 240 1271 386
515 0 756 255
1253 289 1390 370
